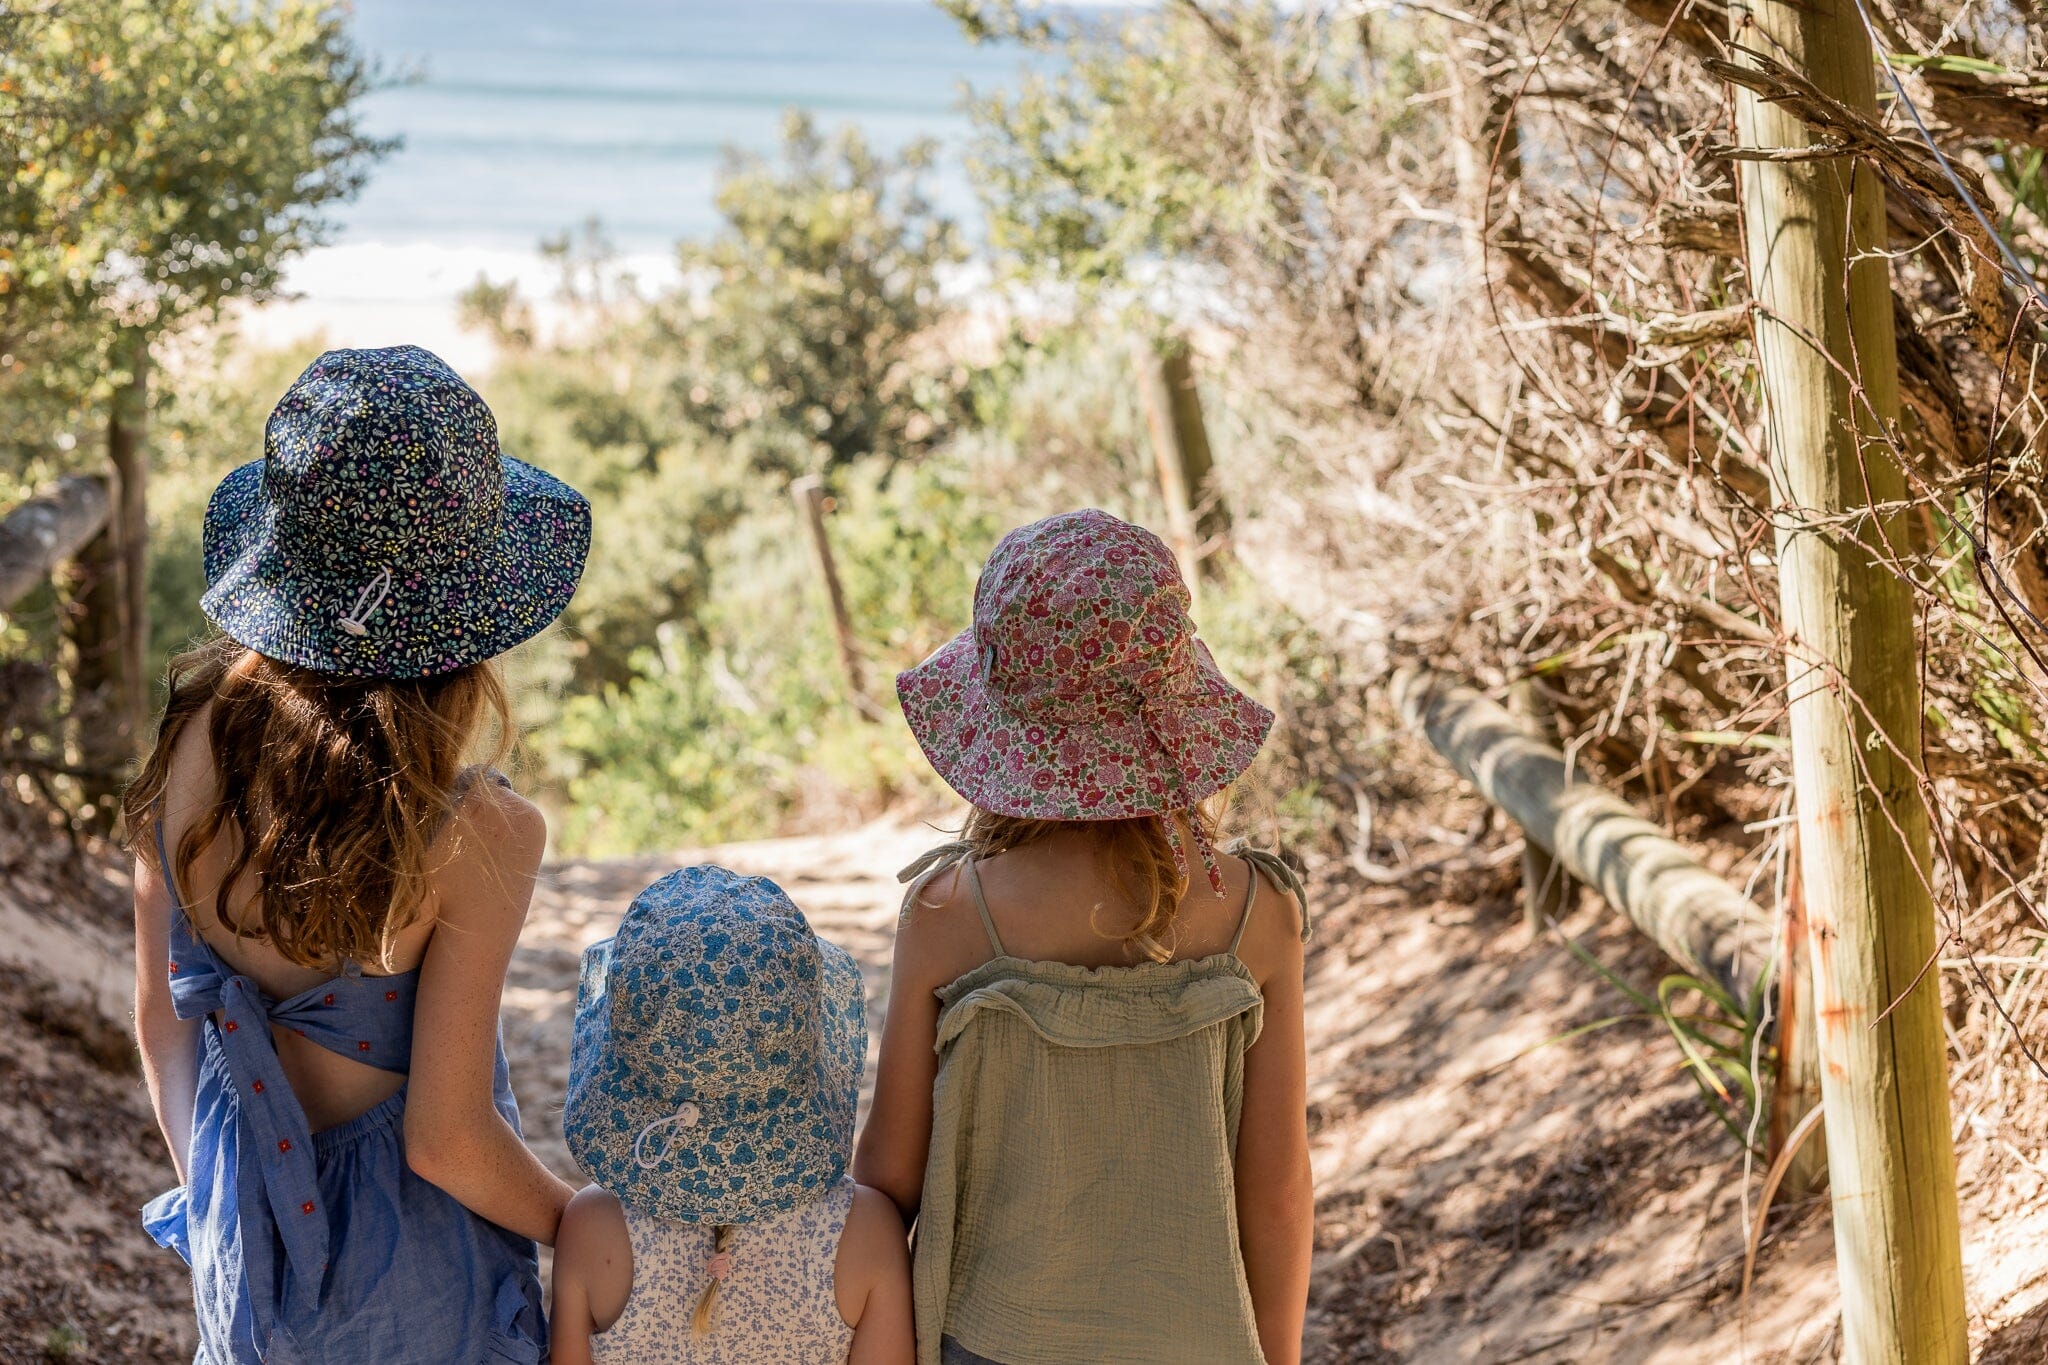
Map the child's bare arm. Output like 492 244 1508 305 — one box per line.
853 869 964 1224
405 784 576 1244
838 1183 915 1364
551 1185 633 1365
1236 872 1314 1365
134 854 200 1182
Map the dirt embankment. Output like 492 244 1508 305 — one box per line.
8 797 2048 1362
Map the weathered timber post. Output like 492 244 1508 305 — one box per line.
62 518 128 827
1133 336 1226 591
1730 3 1967 1358
1393 664 1769 1008
790 475 875 722
0 477 113 612
1769 833 1827 1195
1507 678 1570 931
109 332 152 745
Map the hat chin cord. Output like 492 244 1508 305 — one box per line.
632 1099 703 1170
335 568 393 638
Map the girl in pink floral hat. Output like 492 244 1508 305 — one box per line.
856 509 1313 1365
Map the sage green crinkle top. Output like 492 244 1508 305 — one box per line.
900 844 1309 1365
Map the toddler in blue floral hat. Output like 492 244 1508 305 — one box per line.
551 865 914 1365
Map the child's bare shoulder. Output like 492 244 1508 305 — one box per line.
834 1182 909 1310
893 858 992 984
843 1181 907 1248
556 1184 630 1272
1235 852 1308 980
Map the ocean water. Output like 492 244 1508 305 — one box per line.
252 0 1067 363
339 0 1025 250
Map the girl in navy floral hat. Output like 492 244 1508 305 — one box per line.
125 346 590 1362
551 865 914 1365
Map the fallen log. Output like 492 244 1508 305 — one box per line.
0 476 111 612
1391 662 1772 1008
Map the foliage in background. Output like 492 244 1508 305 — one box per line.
935 0 2048 1225
98 110 1317 855
655 113 970 478
0 0 390 465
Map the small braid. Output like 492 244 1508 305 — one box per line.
691 1225 737 1337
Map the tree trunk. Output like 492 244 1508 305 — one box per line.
789 475 876 722
1134 337 1225 589
1730 3 1967 1360
0 476 112 612
61 521 127 829
1443 4 1522 281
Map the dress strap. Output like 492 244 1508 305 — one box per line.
1225 843 1312 945
153 820 225 971
152 820 181 911
896 841 1007 956
959 860 1007 958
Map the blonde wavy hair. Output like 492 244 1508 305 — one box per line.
956 797 1226 963
122 633 511 971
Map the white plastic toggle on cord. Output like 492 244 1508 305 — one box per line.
632 1100 703 1170
336 568 393 637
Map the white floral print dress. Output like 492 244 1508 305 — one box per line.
592 1175 857 1365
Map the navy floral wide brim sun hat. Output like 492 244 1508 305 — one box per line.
563 865 867 1225
201 345 591 679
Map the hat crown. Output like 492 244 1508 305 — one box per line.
597 868 827 1105
261 346 504 567
972 510 1199 721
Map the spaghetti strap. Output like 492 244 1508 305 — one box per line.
1226 844 1313 944
152 821 180 910
896 842 1006 956
960 859 1007 958
1226 862 1260 957
153 819 204 937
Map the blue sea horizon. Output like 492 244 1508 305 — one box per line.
337 0 1073 253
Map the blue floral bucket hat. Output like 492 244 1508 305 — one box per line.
200 345 591 679
564 865 867 1225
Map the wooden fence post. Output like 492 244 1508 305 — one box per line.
1393 663 1770 1008
107 332 152 751
61 518 128 827
790 475 876 722
1769 834 1827 1195
1507 678 1570 932
1134 336 1227 591
0 476 113 612
1730 2 1967 1358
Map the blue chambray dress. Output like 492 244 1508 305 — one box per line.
141 818 548 1364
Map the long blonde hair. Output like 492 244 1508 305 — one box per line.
121 633 511 970
957 800 1223 962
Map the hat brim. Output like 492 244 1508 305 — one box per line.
198 456 591 680
562 936 867 1225
896 628 1274 821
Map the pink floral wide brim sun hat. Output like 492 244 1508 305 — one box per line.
897 509 1273 886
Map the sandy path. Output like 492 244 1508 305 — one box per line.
19 809 2047 1360
500 816 1858 1363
